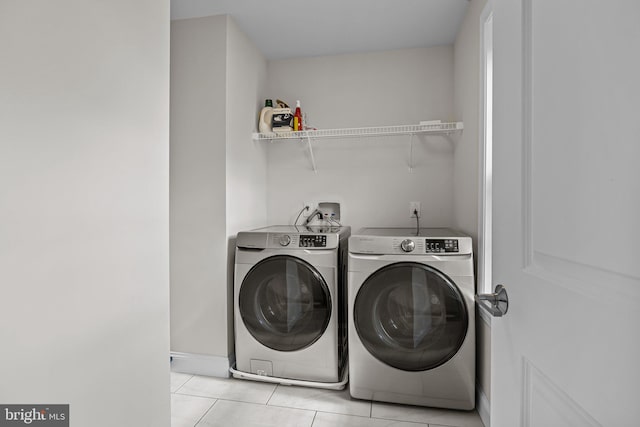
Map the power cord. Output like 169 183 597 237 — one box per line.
294 205 309 225
304 209 322 226
414 208 420 235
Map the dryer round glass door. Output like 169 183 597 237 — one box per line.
354 262 468 371
239 255 332 352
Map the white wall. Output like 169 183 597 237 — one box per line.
453 0 491 415
170 15 268 370
170 15 229 361
225 17 268 236
225 17 269 351
0 1 170 426
453 0 486 244
265 47 456 231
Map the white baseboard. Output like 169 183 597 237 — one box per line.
476 382 490 427
170 352 232 378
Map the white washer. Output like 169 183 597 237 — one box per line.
232 225 350 389
348 228 475 410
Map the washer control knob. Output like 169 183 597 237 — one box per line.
400 239 415 253
279 235 291 246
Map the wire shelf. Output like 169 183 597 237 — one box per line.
252 122 463 141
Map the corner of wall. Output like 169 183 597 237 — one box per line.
170 13 231 362
451 0 486 244
453 0 491 419
223 15 269 359
224 16 269 235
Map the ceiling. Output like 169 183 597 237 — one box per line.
170 0 470 60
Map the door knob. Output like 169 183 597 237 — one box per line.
476 284 509 317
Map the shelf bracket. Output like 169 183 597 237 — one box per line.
408 133 415 173
305 135 317 173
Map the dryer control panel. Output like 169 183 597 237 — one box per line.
348 229 473 256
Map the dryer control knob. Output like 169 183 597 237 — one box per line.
279 235 291 246
401 239 415 253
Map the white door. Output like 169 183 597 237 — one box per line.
490 1 640 426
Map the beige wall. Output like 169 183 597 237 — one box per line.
0 1 170 425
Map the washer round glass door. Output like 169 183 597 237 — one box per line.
354 262 468 371
239 255 332 352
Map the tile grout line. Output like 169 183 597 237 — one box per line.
172 391 223 400
310 410 434 426
265 404 371 418
171 374 194 394
192 398 219 427
314 410 385 420
173 391 276 406
265 384 279 406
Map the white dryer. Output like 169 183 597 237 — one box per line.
348 228 475 410
232 225 350 389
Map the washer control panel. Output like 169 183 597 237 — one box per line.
299 234 327 248
237 227 346 250
425 239 459 253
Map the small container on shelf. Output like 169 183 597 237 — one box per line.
271 108 293 133
258 99 274 133
293 100 303 131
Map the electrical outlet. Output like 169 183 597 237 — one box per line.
409 201 421 218
303 201 317 217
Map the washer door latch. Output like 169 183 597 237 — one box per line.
476 284 509 317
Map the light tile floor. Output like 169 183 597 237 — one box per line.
171 371 485 427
